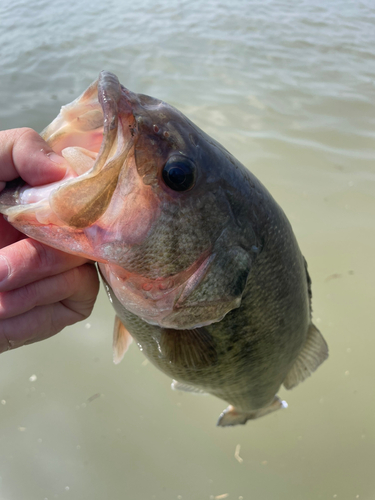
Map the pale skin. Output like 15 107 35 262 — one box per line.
0 128 100 354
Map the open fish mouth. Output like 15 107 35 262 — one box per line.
2 72 134 233
0 71 158 263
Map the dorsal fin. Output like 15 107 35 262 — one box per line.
113 315 133 364
159 327 217 370
283 323 328 390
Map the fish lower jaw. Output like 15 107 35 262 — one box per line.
0 170 78 227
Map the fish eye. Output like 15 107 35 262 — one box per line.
162 156 196 192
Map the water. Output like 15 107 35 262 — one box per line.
1 0 375 498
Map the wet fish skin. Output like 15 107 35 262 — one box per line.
0 71 328 425
102 188 319 425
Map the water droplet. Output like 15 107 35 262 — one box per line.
29 374 37 382
1 400 6 405
18 426 26 432
84 323 91 329
65 486 70 491
345 370 349 376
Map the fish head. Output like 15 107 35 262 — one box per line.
0 71 258 329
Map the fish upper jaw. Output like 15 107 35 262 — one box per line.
0 72 161 263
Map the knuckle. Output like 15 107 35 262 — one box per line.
18 127 35 138
10 127 37 149
29 241 57 274
61 264 99 320
5 127 32 142
18 283 38 310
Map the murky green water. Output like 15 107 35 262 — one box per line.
1 0 375 499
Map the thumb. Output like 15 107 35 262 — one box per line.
0 127 70 187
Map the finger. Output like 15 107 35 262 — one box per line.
0 216 25 249
0 263 99 319
0 304 78 352
0 264 99 353
0 128 70 185
0 238 90 292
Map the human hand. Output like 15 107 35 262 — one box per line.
0 128 99 354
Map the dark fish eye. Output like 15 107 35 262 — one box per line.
162 156 196 192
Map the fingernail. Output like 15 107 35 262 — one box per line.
0 255 10 284
47 152 68 166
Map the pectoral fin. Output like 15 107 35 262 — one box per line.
159 327 217 370
113 315 133 364
283 323 328 390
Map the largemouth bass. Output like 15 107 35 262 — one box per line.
0 71 328 426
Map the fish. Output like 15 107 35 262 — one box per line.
0 71 328 426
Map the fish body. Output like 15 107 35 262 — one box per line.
0 72 328 425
